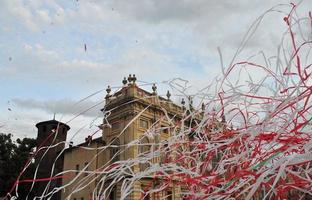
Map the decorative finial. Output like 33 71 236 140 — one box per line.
69 141 73 148
181 98 185 105
122 77 127 86
106 85 111 99
127 74 133 84
152 83 157 95
53 113 55 120
166 90 171 100
181 98 185 110
106 85 111 94
201 103 205 111
188 96 193 110
85 135 92 145
132 74 137 83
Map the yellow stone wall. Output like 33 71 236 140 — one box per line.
61 139 106 200
62 83 187 199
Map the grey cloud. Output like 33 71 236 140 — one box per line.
108 0 310 54
108 0 255 23
12 98 104 118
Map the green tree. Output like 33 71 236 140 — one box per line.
0 133 36 199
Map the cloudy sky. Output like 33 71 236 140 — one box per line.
0 0 311 142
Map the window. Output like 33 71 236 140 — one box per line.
166 191 172 200
188 131 196 140
109 186 116 200
161 126 169 134
139 119 148 129
109 190 115 200
110 138 120 162
76 164 79 175
139 136 150 154
161 142 169 163
154 135 160 150
84 162 89 176
143 194 150 200
139 136 151 171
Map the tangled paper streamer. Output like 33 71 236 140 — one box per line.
5 2 312 200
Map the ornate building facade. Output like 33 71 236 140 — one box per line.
59 75 196 200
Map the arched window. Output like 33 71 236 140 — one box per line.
160 140 169 163
139 136 151 171
110 138 120 162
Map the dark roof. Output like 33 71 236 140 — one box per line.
36 119 70 130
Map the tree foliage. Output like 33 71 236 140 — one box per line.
0 133 36 198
